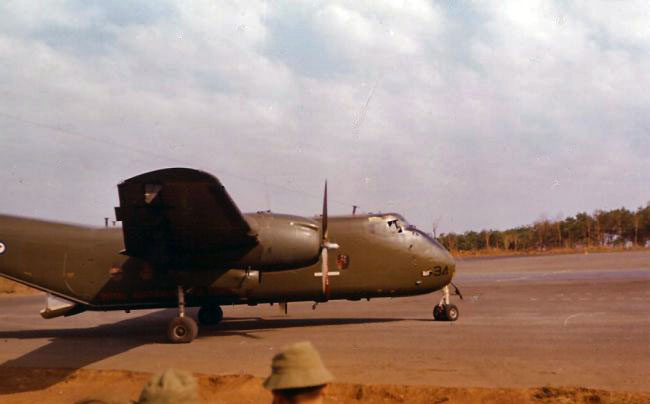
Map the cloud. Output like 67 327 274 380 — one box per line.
0 1 649 233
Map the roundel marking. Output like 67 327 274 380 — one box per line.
0 242 5 255
336 254 350 270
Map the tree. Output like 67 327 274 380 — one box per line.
534 218 550 250
441 202 650 254
431 217 441 239
634 210 641 246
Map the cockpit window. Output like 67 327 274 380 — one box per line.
383 214 410 234
387 219 403 233
368 214 411 236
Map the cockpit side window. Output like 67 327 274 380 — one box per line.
387 219 404 233
369 214 410 236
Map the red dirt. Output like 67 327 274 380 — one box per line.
1 368 648 404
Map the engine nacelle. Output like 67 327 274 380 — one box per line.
235 213 321 271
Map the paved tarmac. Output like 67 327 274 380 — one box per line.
1 251 649 393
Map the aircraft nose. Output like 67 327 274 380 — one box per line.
411 228 456 283
444 253 456 279
426 237 455 282
436 250 455 283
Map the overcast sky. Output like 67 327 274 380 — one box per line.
1 1 649 233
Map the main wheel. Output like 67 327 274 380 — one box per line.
198 305 224 326
433 305 445 321
167 316 198 343
444 304 459 322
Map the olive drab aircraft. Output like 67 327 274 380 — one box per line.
0 168 461 343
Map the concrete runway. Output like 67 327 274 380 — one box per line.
1 251 649 393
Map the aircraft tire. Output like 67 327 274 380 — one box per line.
444 304 459 322
168 316 198 343
198 305 224 326
433 305 445 321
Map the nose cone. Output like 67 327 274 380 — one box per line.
414 229 456 283
442 249 456 279
446 254 457 283
432 244 455 283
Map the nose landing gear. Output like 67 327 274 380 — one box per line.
433 303 459 321
433 284 460 322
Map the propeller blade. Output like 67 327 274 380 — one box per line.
322 181 328 239
319 180 335 301
321 247 330 300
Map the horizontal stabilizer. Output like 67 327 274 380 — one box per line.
40 293 86 319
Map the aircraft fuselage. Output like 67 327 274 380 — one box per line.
0 212 455 311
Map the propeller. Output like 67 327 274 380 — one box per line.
320 181 339 300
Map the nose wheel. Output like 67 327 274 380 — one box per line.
168 286 199 343
433 303 459 321
433 285 460 322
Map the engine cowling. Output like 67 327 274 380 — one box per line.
235 213 321 271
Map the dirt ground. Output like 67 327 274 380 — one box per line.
0 278 42 295
1 367 648 404
1 251 650 402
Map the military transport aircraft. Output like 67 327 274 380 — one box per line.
0 168 460 343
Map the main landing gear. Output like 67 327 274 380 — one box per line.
198 304 224 326
433 284 460 322
167 287 225 343
168 286 198 343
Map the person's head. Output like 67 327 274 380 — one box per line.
271 384 327 404
136 368 200 404
75 398 126 404
263 341 333 404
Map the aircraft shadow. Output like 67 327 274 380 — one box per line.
0 310 403 394
210 316 403 334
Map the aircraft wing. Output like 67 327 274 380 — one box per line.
115 168 257 259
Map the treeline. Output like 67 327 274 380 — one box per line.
438 204 650 253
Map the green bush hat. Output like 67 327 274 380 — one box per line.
75 397 127 404
263 341 334 390
136 368 200 404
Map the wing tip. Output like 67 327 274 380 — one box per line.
119 168 220 186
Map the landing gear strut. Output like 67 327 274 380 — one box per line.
433 285 459 322
167 286 198 343
198 304 223 326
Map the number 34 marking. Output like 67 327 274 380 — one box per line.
433 266 449 276
422 266 449 277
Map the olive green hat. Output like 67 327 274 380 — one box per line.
136 368 200 404
75 397 126 404
263 341 334 390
